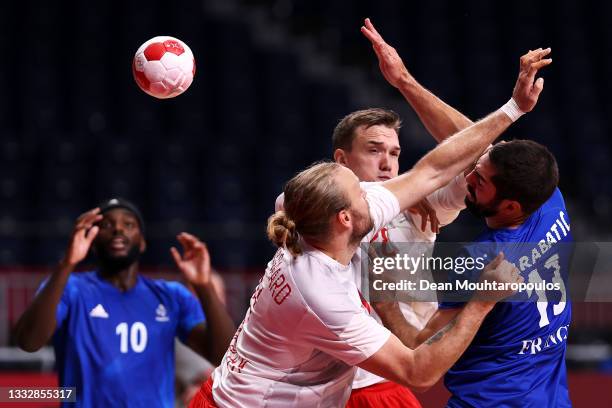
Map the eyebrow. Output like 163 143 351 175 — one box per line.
474 169 488 183
366 140 401 151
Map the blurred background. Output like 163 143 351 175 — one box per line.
0 0 611 406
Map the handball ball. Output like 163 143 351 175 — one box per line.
132 36 195 99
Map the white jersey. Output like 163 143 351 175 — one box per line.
211 184 400 407
352 174 467 389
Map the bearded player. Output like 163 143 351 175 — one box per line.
363 19 571 407
15 199 235 407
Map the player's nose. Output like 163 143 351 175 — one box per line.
379 154 391 171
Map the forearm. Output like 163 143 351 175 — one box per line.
193 283 236 365
14 261 73 351
410 301 493 386
374 303 420 349
385 109 511 211
415 109 510 185
397 76 474 142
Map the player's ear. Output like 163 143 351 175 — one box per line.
512 200 524 215
503 200 523 215
140 238 147 253
334 149 348 165
337 209 352 228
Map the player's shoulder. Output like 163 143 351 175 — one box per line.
289 250 364 326
539 188 568 215
63 270 101 289
526 187 571 230
289 249 353 300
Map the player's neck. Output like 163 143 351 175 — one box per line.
99 263 139 292
309 237 356 266
485 213 528 229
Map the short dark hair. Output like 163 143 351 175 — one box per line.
332 108 401 151
98 198 145 233
488 140 559 215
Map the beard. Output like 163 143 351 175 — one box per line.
94 243 142 272
465 186 500 218
349 208 374 246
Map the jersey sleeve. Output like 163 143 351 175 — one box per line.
361 182 401 242
297 273 391 366
168 282 206 343
35 276 74 328
425 174 467 227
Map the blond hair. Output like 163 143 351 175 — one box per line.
267 162 350 256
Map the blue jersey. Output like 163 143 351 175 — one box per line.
41 271 205 407
440 188 573 408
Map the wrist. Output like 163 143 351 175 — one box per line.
397 74 416 91
191 279 214 291
466 300 495 314
500 98 525 122
58 258 77 271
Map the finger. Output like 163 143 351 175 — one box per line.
180 233 204 250
365 17 382 37
181 232 201 242
84 226 99 245
363 28 384 49
535 47 551 59
432 212 440 234
201 242 211 264
531 77 544 98
361 25 376 43
529 58 552 73
524 57 552 82
488 252 505 269
170 246 183 266
76 207 101 222
421 210 427 232
76 213 103 230
84 214 104 228
362 19 384 45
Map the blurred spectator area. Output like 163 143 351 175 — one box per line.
1 0 611 268
0 0 611 364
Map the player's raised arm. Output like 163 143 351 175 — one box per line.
360 253 522 390
361 18 472 141
14 208 102 352
171 232 235 365
380 46 550 212
362 18 551 145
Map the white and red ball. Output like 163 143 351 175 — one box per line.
132 36 195 99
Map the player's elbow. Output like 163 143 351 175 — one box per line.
19 342 43 353
400 374 436 393
408 378 435 393
394 362 436 393
14 322 45 352
15 332 44 353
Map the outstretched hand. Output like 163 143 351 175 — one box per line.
63 208 102 267
407 198 440 233
361 18 411 89
512 48 552 112
171 232 212 287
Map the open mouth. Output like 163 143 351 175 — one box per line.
110 237 128 250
